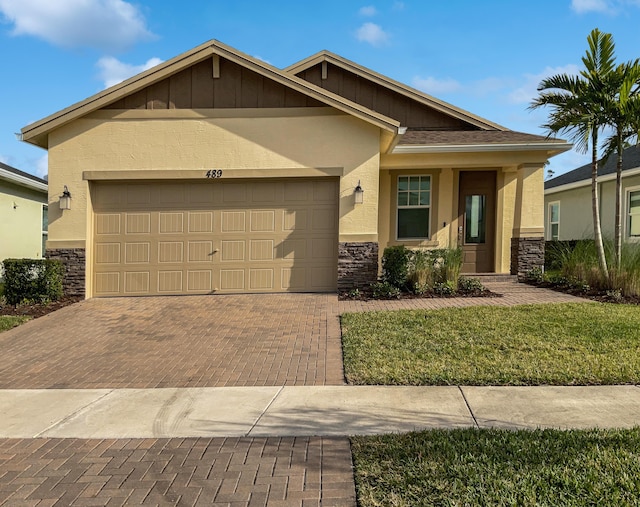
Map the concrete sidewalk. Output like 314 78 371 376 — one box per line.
3 385 640 439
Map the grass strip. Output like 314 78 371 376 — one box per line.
351 428 640 506
0 315 30 332
341 303 640 385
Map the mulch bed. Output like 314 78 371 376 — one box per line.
339 288 502 301
0 297 83 319
525 281 640 305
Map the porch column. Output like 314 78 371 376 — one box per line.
511 163 545 278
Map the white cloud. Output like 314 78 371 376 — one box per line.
0 0 153 51
97 56 163 88
571 0 611 12
355 22 389 46
571 0 640 14
253 55 272 65
412 76 462 95
359 6 377 16
0 154 8 164
507 64 580 104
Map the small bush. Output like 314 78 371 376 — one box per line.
407 249 434 294
526 266 544 283
381 245 410 289
371 281 401 299
2 258 64 305
457 276 485 293
433 281 456 296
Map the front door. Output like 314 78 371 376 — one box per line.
458 171 496 273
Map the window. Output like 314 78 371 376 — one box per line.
548 201 560 241
627 188 640 239
465 195 486 244
42 205 48 256
397 175 430 240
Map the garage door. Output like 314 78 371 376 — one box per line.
91 178 338 296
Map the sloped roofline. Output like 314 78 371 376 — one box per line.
21 40 400 149
284 50 507 132
0 161 47 192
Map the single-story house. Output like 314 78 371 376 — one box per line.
0 162 48 269
20 40 570 298
544 145 640 241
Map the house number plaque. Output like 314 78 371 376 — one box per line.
205 170 223 178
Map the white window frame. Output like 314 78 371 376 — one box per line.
395 175 431 241
547 201 560 241
41 204 48 257
626 185 640 241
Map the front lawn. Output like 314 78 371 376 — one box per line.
341 303 640 385
0 315 30 332
351 428 640 506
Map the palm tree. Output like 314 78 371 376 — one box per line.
530 28 618 277
601 60 640 267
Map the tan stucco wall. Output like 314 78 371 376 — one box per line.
46 109 381 248
546 173 640 241
0 181 47 263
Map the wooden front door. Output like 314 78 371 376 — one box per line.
458 171 496 273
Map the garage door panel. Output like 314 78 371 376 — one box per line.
220 269 245 290
187 270 212 291
159 213 184 233
158 242 183 263
93 178 338 296
124 272 150 294
250 210 275 232
158 271 183 292
125 213 151 234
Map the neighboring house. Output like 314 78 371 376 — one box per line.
20 40 570 298
0 162 48 270
544 145 640 241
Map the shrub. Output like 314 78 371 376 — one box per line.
381 245 410 289
433 281 456 296
525 266 544 283
457 276 485 293
371 281 401 299
2 258 64 305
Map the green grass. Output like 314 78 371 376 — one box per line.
0 315 30 332
341 303 640 385
351 428 640 506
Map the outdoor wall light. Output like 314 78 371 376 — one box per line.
354 180 364 204
59 185 72 210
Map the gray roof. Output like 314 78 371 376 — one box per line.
399 129 562 146
545 144 640 189
0 161 47 185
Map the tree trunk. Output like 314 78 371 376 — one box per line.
592 137 609 279
614 135 623 268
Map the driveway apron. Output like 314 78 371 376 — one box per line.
0 293 344 389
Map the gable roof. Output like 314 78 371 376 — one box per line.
0 162 47 192
545 145 640 193
285 50 506 131
21 40 401 149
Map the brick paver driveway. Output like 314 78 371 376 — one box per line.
0 293 344 389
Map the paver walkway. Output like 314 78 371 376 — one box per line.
338 280 584 312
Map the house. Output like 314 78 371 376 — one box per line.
20 40 570 298
544 145 640 241
0 162 48 270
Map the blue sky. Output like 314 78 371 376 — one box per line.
1 0 639 179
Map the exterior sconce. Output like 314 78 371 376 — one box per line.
59 185 72 210
354 180 364 204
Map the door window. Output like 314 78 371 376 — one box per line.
465 195 486 244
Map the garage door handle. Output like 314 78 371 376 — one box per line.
210 249 219 256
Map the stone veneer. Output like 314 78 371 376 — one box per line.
511 237 545 280
338 242 379 292
46 248 85 297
